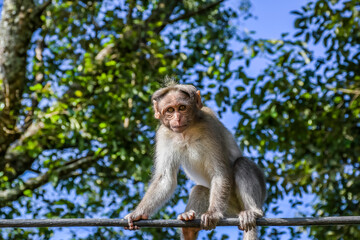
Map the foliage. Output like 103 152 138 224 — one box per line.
0 0 239 239
233 0 360 239
0 0 359 239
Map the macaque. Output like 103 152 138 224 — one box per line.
125 82 266 240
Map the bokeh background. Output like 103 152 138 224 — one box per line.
0 0 359 239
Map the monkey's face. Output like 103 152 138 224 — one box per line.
155 91 196 133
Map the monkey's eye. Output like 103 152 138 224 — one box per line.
167 107 175 113
179 105 186 111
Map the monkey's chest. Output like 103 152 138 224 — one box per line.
181 144 212 188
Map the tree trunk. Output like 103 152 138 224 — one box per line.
0 0 49 169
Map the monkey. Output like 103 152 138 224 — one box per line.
124 82 266 240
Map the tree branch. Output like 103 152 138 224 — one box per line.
32 0 52 19
326 86 360 95
151 0 224 34
0 152 103 204
144 0 178 33
168 0 224 25
337 88 360 95
23 38 46 131
126 0 136 25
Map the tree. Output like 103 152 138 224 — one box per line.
233 0 360 239
0 0 241 239
1 0 359 239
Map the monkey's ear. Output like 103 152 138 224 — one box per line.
196 90 203 109
153 100 161 119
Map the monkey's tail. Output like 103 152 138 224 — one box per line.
243 227 259 240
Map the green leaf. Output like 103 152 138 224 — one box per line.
235 86 245 91
29 83 43 91
75 90 83 97
23 189 33 197
158 67 167 74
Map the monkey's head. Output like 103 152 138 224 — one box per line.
152 84 203 133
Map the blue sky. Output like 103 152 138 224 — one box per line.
245 0 307 39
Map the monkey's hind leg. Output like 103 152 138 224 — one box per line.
234 158 266 240
178 185 210 240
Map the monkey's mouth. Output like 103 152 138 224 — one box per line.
171 125 188 132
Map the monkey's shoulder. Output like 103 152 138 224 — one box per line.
198 107 226 130
200 106 218 119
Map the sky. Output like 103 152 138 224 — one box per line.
0 0 316 239
245 0 307 39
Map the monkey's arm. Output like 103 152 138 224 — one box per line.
124 156 180 229
201 172 232 230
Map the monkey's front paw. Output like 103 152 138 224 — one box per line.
177 210 196 221
200 211 223 230
238 210 258 232
124 211 148 230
